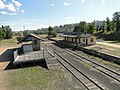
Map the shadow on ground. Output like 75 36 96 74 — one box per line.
4 60 48 71
0 48 15 62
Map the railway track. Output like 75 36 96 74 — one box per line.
49 42 120 80
47 50 105 90
51 43 120 83
63 49 120 83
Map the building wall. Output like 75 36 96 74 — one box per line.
64 36 96 45
87 36 96 45
24 37 41 50
32 38 40 51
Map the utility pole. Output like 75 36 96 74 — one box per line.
23 26 25 31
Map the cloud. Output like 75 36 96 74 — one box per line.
51 4 54 7
6 3 17 12
0 0 24 15
0 0 6 9
98 11 103 14
63 2 71 6
89 6 93 9
9 13 17 15
0 11 7 14
102 0 106 4
65 16 74 20
2 0 6 2
12 0 22 7
21 9 24 13
82 0 85 3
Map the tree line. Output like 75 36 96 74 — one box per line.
0 25 13 42
73 12 120 34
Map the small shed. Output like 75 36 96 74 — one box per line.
18 34 43 54
61 32 96 45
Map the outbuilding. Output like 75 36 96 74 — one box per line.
18 34 43 54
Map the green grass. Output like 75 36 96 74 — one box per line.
0 36 19 48
76 50 120 70
86 43 120 57
104 41 120 45
6 66 65 90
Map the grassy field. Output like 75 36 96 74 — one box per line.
85 43 120 57
0 36 20 48
76 50 120 70
1 66 78 90
104 41 120 45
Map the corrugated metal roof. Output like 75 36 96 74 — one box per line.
63 32 83 35
18 34 44 44
61 32 94 38
82 34 92 38
62 32 83 37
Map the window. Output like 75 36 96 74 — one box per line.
34 39 38 45
83 38 85 42
91 38 93 42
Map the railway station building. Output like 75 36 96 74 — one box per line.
18 34 44 54
62 32 96 45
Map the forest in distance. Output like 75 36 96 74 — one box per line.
1 11 120 41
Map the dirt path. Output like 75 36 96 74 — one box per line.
96 42 120 48
0 71 8 90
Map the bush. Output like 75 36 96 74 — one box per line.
16 36 23 41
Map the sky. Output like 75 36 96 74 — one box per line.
0 0 120 31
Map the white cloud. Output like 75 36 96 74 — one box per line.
89 6 93 9
2 0 6 3
82 0 85 3
85 12 89 15
9 13 17 15
12 0 22 7
63 2 71 6
51 4 54 7
98 11 103 14
21 9 24 13
0 0 24 15
102 0 106 4
0 0 6 9
6 3 17 12
65 16 74 20
0 11 8 14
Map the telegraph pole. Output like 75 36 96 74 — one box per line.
23 26 25 31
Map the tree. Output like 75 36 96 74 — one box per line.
73 21 86 32
110 21 115 31
4 26 13 39
23 30 30 36
0 29 3 43
86 23 95 34
79 21 86 33
106 17 111 32
73 25 79 32
0 25 13 39
48 26 53 35
112 12 120 31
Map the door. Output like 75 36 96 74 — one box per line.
86 39 88 45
